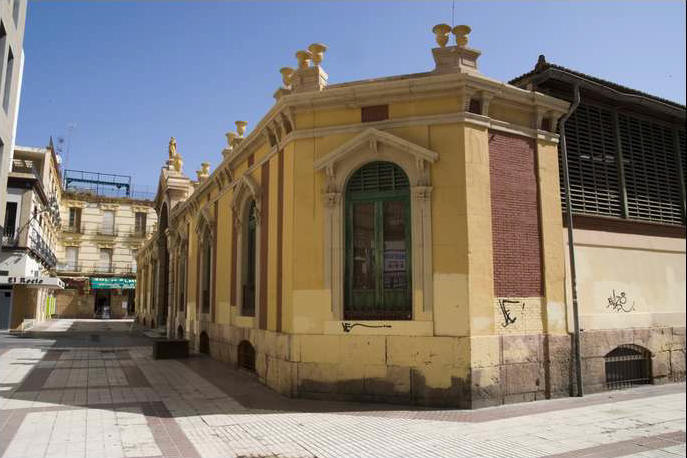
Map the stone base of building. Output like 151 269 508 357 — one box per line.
143 313 685 408
580 327 685 393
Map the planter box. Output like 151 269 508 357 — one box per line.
153 339 189 359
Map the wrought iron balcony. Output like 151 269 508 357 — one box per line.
57 261 136 276
97 226 118 237
1 226 17 247
129 228 148 238
28 229 57 268
11 159 41 181
62 223 85 234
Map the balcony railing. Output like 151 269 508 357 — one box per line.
11 159 41 181
29 229 57 268
56 261 136 275
2 226 17 247
129 228 148 238
97 226 118 237
62 223 85 234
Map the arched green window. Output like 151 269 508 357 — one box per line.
345 161 411 320
242 199 257 317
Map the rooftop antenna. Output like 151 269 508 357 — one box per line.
63 122 76 171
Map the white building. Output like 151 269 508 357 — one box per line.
1 143 63 330
0 0 27 252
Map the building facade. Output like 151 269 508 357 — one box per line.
55 187 157 319
0 0 27 258
136 25 685 407
1 143 63 330
511 57 686 393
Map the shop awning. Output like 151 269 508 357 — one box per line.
90 277 136 289
0 276 65 289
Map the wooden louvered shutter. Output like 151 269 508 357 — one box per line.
678 130 687 210
560 104 623 217
618 115 683 224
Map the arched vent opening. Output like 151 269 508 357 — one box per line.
199 332 210 354
237 340 256 372
605 345 652 390
176 325 184 339
347 161 409 194
150 319 155 329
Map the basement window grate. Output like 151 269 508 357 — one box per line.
605 345 652 390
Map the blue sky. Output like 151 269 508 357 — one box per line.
17 1 686 190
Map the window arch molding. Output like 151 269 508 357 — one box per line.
314 128 438 320
230 174 262 322
195 209 214 317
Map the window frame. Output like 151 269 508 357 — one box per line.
344 163 413 320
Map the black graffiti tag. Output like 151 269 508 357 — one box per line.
607 290 635 313
499 299 523 327
341 322 392 333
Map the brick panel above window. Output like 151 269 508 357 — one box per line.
489 131 543 297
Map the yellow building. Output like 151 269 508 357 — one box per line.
136 25 685 407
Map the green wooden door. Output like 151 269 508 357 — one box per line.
345 162 411 320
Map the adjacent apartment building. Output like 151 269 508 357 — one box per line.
1 143 63 330
0 0 27 255
136 23 685 408
55 170 157 319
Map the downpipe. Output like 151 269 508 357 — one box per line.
558 85 583 397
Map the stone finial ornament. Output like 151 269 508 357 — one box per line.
295 50 312 69
235 121 247 137
196 162 211 181
225 131 238 147
452 25 471 47
280 67 295 88
308 43 327 66
432 24 452 48
173 154 183 172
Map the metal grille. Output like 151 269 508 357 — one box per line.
237 340 256 372
679 130 686 202
619 115 683 224
561 104 623 217
605 345 652 390
347 162 409 194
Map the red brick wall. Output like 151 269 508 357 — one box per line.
489 131 543 297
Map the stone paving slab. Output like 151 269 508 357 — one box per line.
0 319 685 458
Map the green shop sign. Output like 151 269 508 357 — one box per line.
90 277 136 289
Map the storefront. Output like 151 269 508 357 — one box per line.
90 277 136 318
0 276 65 330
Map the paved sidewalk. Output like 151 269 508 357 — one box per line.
0 320 685 458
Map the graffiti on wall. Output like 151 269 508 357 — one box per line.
607 290 635 313
498 299 524 327
341 322 392 333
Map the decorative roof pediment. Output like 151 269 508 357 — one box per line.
313 128 439 173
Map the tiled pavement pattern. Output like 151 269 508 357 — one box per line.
0 321 684 458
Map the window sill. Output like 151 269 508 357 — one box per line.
231 311 255 329
324 320 433 336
